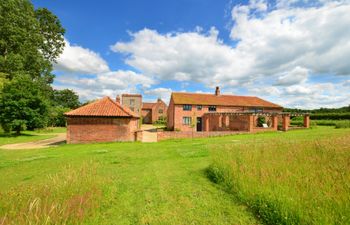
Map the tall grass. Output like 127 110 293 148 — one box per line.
0 162 104 225
208 134 350 225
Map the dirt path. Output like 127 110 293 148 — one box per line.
141 125 158 142
0 133 66 150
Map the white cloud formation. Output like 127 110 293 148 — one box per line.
275 66 308 86
55 39 110 74
143 87 173 103
55 70 154 101
109 0 350 108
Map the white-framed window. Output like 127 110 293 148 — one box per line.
197 105 202 110
182 117 192 125
183 105 192 111
130 99 135 106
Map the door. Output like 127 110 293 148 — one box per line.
196 117 202 131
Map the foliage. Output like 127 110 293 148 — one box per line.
257 116 266 127
208 132 350 225
52 89 80 109
334 120 350 129
48 106 71 127
310 113 350 120
284 105 350 114
153 116 167 125
0 75 50 133
0 0 65 83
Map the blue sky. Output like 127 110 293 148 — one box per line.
32 0 350 108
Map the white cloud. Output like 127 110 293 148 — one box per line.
143 87 172 103
109 0 350 108
275 66 308 86
55 39 110 74
55 70 154 101
111 27 250 87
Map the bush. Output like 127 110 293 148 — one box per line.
335 120 350 129
153 116 167 125
257 116 266 127
310 113 350 120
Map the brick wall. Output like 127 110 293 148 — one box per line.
157 127 277 141
66 117 139 144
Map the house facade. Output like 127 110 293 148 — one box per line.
121 94 142 116
141 99 168 124
167 87 284 132
65 97 140 143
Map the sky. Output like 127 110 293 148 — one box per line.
32 0 350 109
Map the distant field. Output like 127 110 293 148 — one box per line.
0 127 349 224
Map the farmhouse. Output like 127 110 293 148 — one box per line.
141 99 168 124
166 87 309 133
65 96 140 144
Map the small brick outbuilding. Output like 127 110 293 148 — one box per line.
65 97 140 144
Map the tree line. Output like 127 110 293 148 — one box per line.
0 0 80 134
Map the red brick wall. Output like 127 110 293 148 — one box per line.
141 109 152 124
157 127 277 141
167 97 175 130
152 100 167 122
66 117 139 144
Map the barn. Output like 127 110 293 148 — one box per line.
65 96 140 143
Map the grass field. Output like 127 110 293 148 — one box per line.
0 127 66 146
0 127 349 224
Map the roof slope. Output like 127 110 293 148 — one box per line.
65 97 140 117
171 92 282 108
142 102 156 110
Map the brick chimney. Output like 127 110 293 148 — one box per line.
116 95 121 103
215 86 220 96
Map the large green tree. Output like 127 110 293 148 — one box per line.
0 75 50 134
0 0 65 133
0 0 65 83
52 89 80 109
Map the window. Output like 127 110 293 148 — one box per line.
208 106 216 111
183 105 192 111
129 99 135 106
250 108 263 113
182 117 192 125
158 109 163 114
196 105 202 110
130 107 135 112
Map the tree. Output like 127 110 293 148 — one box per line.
0 0 65 84
0 75 50 134
0 0 65 132
52 89 80 109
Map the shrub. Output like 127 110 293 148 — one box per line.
335 120 350 128
310 113 350 120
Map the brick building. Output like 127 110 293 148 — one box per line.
141 99 168 124
167 87 284 132
65 96 140 143
120 94 142 116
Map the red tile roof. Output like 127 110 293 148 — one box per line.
65 97 140 117
171 92 283 108
142 102 156 109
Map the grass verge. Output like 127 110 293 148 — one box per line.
0 162 104 224
207 133 350 225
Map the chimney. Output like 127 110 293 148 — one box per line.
215 86 220 96
116 95 121 103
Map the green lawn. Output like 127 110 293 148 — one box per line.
0 127 349 224
0 127 66 146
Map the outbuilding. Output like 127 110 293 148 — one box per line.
65 96 140 144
